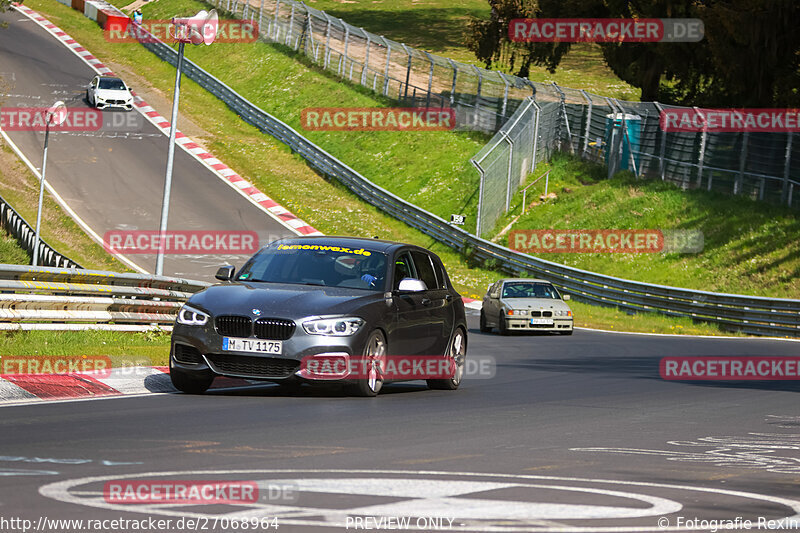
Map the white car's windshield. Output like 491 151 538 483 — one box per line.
98 78 126 90
502 282 560 299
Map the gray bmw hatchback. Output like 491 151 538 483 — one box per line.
170 236 467 396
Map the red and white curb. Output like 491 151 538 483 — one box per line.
0 367 260 406
14 4 322 238
462 297 481 310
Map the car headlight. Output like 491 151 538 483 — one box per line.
177 305 209 326
555 310 572 317
303 317 364 336
506 309 527 316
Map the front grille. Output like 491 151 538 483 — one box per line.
216 315 252 337
529 310 553 317
543 311 553 317
206 354 299 378
173 344 202 365
254 318 295 340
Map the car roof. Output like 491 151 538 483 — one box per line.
97 76 124 81
270 235 425 255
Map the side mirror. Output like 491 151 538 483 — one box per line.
563 294 571 301
215 265 235 281
397 278 426 293
490 291 499 299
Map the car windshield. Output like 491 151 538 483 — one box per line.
502 282 560 299
98 78 126 90
235 243 388 291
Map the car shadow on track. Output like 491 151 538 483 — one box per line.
180 382 433 398
507 355 800 393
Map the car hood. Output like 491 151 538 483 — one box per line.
500 297 571 311
96 88 131 100
187 282 386 319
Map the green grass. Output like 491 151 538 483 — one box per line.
494 153 800 298
0 145 131 271
0 330 171 365
295 0 639 99
8 0 746 339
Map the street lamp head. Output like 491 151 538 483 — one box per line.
172 9 218 46
44 100 67 127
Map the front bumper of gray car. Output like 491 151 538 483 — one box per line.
503 316 573 332
170 320 372 383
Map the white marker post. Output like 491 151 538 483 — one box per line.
155 9 218 276
32 100 67 267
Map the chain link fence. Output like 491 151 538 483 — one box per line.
212 0 800 236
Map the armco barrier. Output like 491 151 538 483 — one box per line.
0 265 210 330
17 5 800 337
0 193 81 269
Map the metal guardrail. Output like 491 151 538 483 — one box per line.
0 193 81 269
129 32 800 337
0 265 210 330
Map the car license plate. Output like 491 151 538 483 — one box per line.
223 337 282 354
530 318 554 325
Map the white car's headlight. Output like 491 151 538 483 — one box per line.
177 305 209 326
555 310 572 317
506 309 527 316
303 317 364 336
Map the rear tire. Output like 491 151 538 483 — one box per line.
349 330 387 397
427 327 466 391
479 310 491 333
170 366 213 394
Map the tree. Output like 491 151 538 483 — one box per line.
465 0 800 106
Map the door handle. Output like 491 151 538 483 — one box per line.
445 294 452 301
421 297 432 306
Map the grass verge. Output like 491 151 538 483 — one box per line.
493 153 800 299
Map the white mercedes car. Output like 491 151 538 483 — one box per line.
480 278 573 335
86 75 133 111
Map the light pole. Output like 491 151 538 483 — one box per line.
155 9 218 276
33 100 67 267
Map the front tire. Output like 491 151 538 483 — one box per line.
479 310 490 333
427 327 466 391
499 314 509 336
349 330 387 397
170 366 214 394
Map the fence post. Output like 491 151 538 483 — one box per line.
693 107 707 188
242 0 248 21
381 36 391 97
736 132 749 195
552 82 573 153
284 2 295 46
341 21 350 76
258 0 265 36
472 65 483 128
322 13 332 70
614 98 638 176
423 51 434 108
361 29 371 86
531 100 541 169
472 160 486 237
502 132 514 212
783 133 794 205
272 0 281 41
580 90 592 158
401 43 412 101
447 58 457 107
498 72 510 119
654 102 667 180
